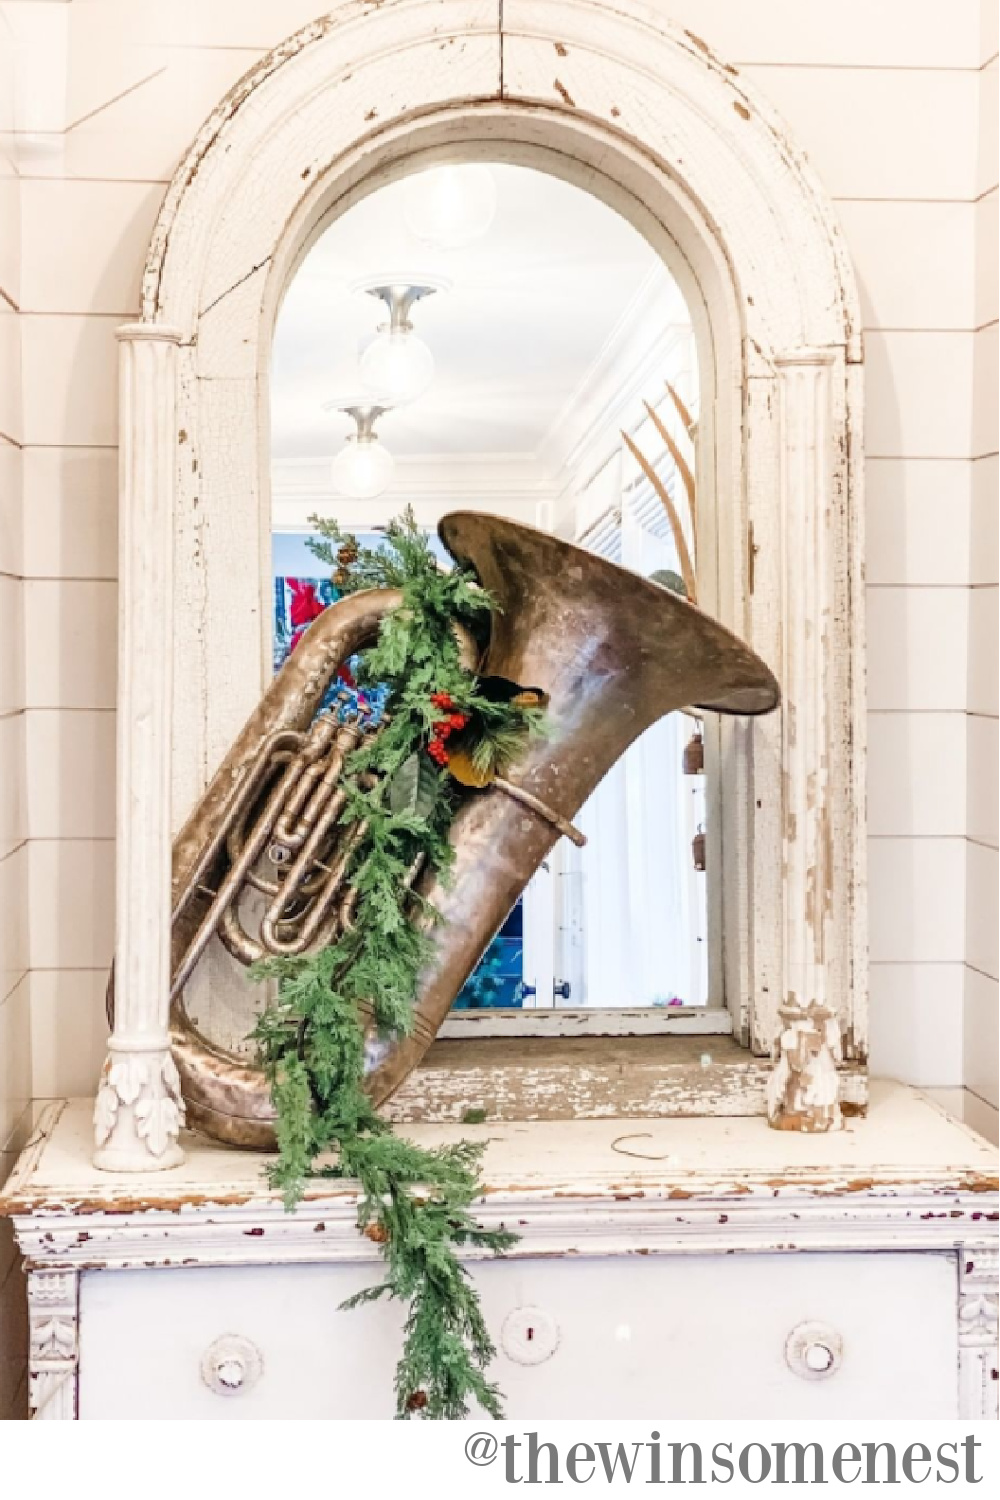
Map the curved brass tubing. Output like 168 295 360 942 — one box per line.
109 517 779 1149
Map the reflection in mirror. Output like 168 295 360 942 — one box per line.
270 162 708 1015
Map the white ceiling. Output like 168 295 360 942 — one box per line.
270 164 684 475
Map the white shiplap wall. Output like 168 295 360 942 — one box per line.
0 0 30 1427
962 7 998 1144
0 3 994 1150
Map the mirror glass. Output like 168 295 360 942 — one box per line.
271 161 709 1013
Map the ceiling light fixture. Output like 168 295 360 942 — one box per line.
402 164 498 249
357 279 447 406
325 402 395 500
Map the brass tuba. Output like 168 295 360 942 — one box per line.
131 513 779 1148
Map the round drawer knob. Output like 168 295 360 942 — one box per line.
201 1335 263 1397
785 1321 843 1381
501 1306 560 1366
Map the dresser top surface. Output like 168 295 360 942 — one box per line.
3 1083 996 1217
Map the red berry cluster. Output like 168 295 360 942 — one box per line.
427 692 468 766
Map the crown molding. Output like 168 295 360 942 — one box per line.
539 266 692 488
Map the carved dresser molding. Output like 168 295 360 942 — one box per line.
3 1084 995 1420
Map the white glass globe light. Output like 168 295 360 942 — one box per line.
330 434 395 500
360 326 435 405
403 165 497 249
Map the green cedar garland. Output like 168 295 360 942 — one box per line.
251 510 542 1419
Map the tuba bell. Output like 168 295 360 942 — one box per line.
115 512 779 1148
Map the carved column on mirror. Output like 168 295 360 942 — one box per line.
958 1247 999 1419
93 325 186 1171
27 1270 80 1420
767 350 841 1133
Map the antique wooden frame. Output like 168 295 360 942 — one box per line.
96 0 865 1169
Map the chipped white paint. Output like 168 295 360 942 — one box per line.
439 1005 734 1040
385 1035 865 1125
104 0 867 1145
767 1001 844 1133
6 1086 997 1418
776 354 836 1013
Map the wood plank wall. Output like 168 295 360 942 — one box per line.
1 0 29 1425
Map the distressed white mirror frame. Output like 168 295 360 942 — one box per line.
94 0 865 1170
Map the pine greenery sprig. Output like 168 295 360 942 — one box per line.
251 509 534 1419
253 953 516 1419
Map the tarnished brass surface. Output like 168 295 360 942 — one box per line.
113 514 779 1149
166 588 403 1145
364 512 779 1105
172 714 371 992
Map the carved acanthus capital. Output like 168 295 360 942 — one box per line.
93 1039 185 1170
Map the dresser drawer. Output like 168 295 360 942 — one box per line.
77 1250 959 1419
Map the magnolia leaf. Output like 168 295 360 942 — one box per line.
650 568 688 599
447 710 539 787
388 750 440 819
447 745 494 788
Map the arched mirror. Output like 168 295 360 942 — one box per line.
268 160 718 1034
93 4 864 1170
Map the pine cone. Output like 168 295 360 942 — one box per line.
405 1390 428 1412
364 1221 390 1244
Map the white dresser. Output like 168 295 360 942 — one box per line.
2 1083 996 1420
